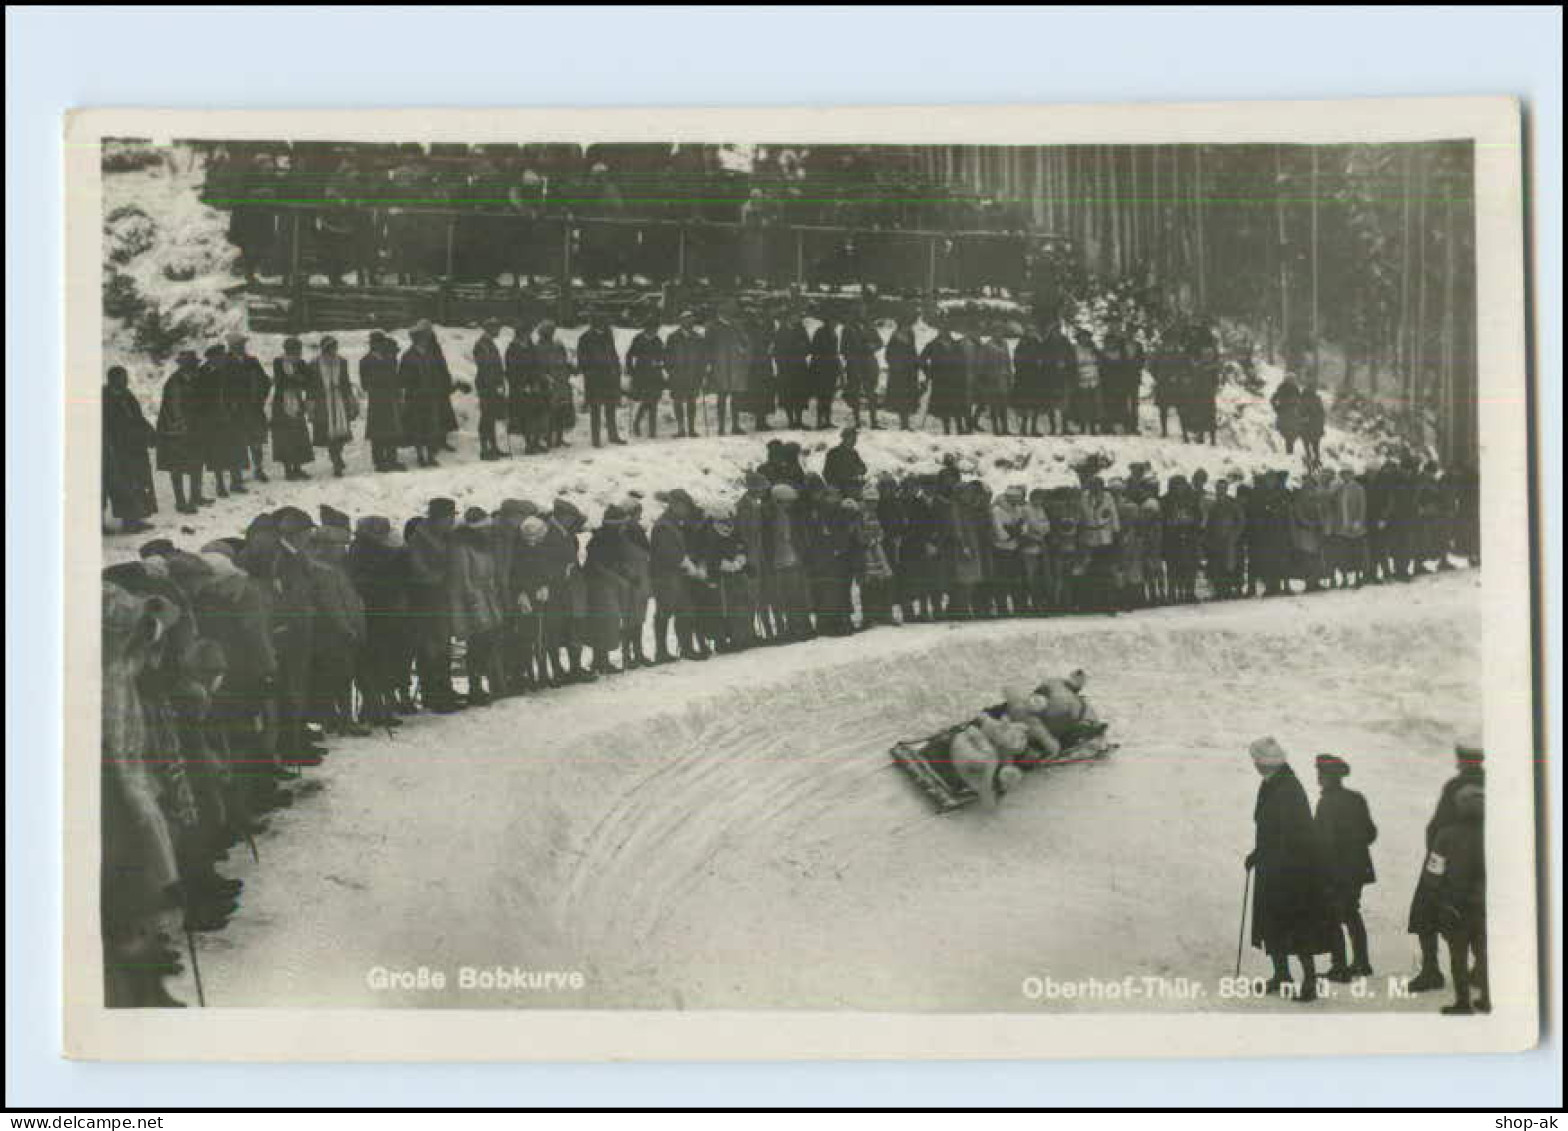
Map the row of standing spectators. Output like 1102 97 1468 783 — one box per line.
100 429 1478 1005
101 313 1236 532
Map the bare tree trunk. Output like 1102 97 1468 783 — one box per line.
1275 145 1290 362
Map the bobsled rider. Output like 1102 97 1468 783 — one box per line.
950 714 1029 808
991 670 1100 764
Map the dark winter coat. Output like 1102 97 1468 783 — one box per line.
227 353 272 444
706 318 751 396
1298 388 1326 441
921 335 970 419
359 347 403 443
1010 332 1050 411
269 356 315 466
103 384 157 519
155 366 204 472
626 329 667 403
1251 764 1336 955
822 443 867 497
808 323 841 400
665 328 709 399
883 328 921 415
473 333 507 409
398 342 454 447
1430 813 1485 930
1314 785 1378 889
577 326 623 404
194 356 242 469
1271 378 1304 440
1408 768 1484 934
840 323 880 405
505 336 546 432
583 524 634 652
774 322 813 408
448 526 504 641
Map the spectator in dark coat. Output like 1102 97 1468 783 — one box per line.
583 505 635 674
157 350 207 512
650 489 706 662
744 313 777 430
346 515 408 726
706 309 751 436
196 344 245 498
665 312 708 438
822 427 867 497
1297 378 1326 468
1406 743 1485 994
270 338 315 479
1271 373 1305 456
626 319 667 439
399 323 453 467
1099 332 1143 436
472 318 508 460
406 497 460 711
840 314 881 431
360 331 406 471
920 325 970 435
1431 782 1487 1014
1039 323 1075 436
1246 737 1333 1002
774 314 813 429
578 313 626 447
1010 324 1049 437
225 332 272 482
1313 754 1378 980
883 314 921 429
808 318 841 430
505 320 548 453
103 366 157 530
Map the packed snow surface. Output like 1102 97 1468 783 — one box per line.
193 571 1480 1011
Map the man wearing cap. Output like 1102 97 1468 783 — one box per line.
1429 782 1487 1014
309 336 358 477
578 311 627 448
156 349 207 512
650 490 705 662
225 331 272 483
665 311 708 438
270 337 316 479
822 427 867 498
1406 743 1486 994
305 524 369 736
360 331 406 472
399 322 454 468
450 508 506 704
473 318 509 460
626 316 668 440
1313 754 1378 981
1245 737 1333 1002
407 498 461 711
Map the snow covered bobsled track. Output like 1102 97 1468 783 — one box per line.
199 573 1480 1012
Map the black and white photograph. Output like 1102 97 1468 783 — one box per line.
60 98 1540 1063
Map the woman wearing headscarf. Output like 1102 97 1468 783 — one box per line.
270 337 315 479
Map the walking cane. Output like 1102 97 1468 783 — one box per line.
1234 866 1253 978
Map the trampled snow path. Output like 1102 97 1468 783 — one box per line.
193 570 1481 1013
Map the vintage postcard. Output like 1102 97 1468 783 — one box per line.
64 98 1540 1060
